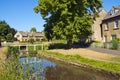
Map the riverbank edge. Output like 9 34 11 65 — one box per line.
38 50 120 78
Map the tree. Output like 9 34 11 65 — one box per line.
6 33 13 42
0 38 1 47
34 0 102 48
0 20 16 47
30 27 37 33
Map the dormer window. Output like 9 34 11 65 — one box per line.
114 20 119 29
111 10 115 15
115 9 118 13
110 9 119 16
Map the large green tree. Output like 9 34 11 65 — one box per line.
34 0 102 47
30 27 37 32
0 20 16 47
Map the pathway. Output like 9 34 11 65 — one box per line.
87 47 120 56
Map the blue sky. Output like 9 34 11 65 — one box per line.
0 0 120 32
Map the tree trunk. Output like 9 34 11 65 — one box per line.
0 40 1 47
67 39 72 49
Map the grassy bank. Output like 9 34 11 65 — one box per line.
39 50 120 75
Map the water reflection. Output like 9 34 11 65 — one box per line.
20 57 119 80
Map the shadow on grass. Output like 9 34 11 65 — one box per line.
48 42 93 50
48 43 67 49
73 42 92 48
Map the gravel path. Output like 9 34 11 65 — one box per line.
87 47 120 56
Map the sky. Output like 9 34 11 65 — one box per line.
0 0 120 32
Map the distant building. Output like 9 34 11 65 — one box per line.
91 9 107 42
14 31 44 41
102 6 120 42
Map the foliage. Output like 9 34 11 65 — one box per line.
36 38 40 42
48 43 67 49
28 45 43 50
7 46 19 58
0 39 1 47
28 38 34 44
34 0 102 48
111 39 119 50
0 56 43 80
93 40 101 43
0 20 16 46
36 45 42 50
116 38 120 42
0 46 43 80
6 33 13 42
28 46 34 50
30 27 37 32
0 57 21 80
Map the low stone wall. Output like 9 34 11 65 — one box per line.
90 42 120 50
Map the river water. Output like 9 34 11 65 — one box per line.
20 57 119 80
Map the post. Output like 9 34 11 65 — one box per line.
34 45 36 50
19 45 21 50
26 45 28 51
41 44 43 50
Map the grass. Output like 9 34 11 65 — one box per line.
28 46 34 50
39 50 120 74
48 49 117 62
0 47 41 80
110 56 120 62
28 45 43 50
0 47 7 71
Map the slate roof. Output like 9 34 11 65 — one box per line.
19 31 44 37
103 6 120 20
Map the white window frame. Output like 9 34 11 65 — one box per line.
105 23 109 30
104 35 107 42
114 20 119 29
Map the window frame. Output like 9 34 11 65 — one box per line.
104 35 107 42
111 34 117 40
114 20 119 29
105 22 109 30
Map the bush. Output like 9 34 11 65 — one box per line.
48 43 66 49
111 39 119 50
7 46 19 58
28 38 34 44
93 40 101 43
36 39 40 42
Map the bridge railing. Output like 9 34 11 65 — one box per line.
10 44 44 51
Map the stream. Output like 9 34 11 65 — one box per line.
20 57 119 80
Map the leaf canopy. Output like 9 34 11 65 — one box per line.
34 0 102 43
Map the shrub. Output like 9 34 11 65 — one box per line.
36 39 40 42
111 39 119 50
48 43 66 49
93 40 101 43
116 38 120 42
7 46 19 58
28 38 34 44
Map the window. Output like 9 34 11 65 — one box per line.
17 35 20 37
111 10 115 15
111 34 117 40
114 20 119 29
105 23 109 30
104 35 107 42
